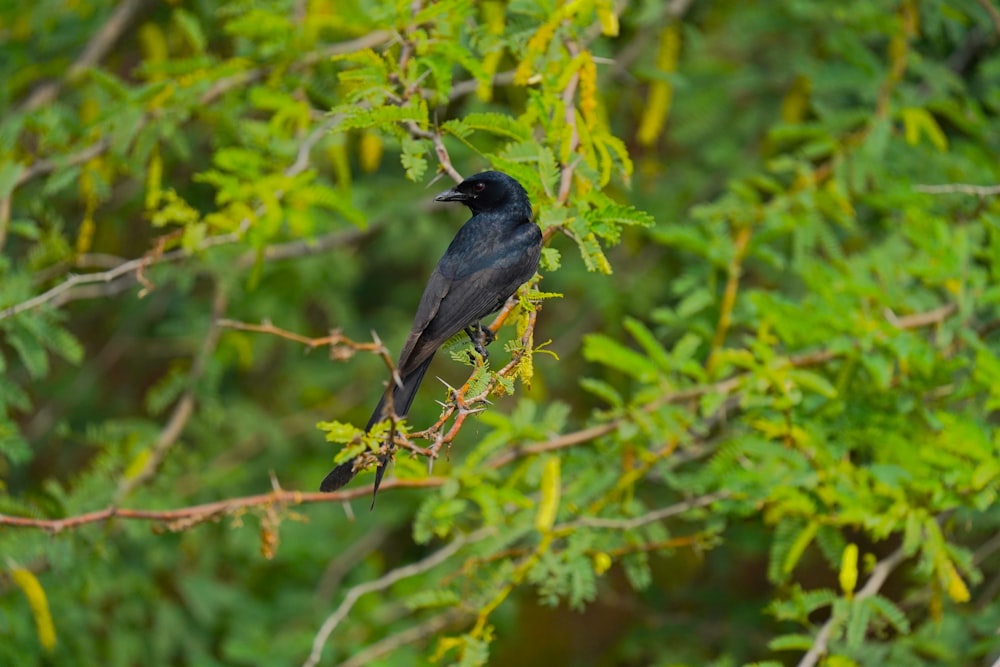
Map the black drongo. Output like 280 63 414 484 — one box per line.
319 171 542 503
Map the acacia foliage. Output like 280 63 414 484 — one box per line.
2 1 1000 666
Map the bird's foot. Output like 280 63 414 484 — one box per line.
464 322 494 362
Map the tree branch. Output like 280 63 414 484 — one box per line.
302 526 494 667
557 41 582 205
217 319 402 387
19 0 148 112
975 0 1000 35
336 610 466 667
0 227 368 322
13 30 395 190
0 478 446 533
0 301 961 534
707 224 753 372
560 491 729 531
490 299 960 470
796 545 908 667
914 183 1000 197
0 194 10 253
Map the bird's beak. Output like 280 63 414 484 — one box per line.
434 186 472 202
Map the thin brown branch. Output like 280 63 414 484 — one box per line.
4 129 369 318
0 227 236 321
707 224 753 373
914 183 1000 197
796 545 908 667
15 139 112 190
559 491 729 531
19 0 148 112
604 532 704 558
393 2 462 187
0 194 10 252
217 319 401 387
0 227 368 322
974 531 1000 566
667 0 696 17
15 29 395 190
0 478 446 533
286 114 346 178
447 69 516 99
316 526 392 601
405 122 463 183
557 47 581 205
488 422 617 468
884 303 958 329
336 610 467 667
432 132 463 183
303 526 494 667
975 0 1000 35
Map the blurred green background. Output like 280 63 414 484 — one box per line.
2 1 1000 665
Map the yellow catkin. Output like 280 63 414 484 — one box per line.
780 75 812 123
146 144 163 210
578 52 598 129
478 1 506 101
597 0 619 37
534 457 561 533
839 543 859 599
327 138 351 190
637 24 680 146
139 23 169 80
358 131 383 173
943 559 970 603
10 567 56 652
592 552 612 575
514 19 558 85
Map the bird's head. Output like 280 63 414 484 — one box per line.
434 171 531 216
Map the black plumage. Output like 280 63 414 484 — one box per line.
319 171 542 503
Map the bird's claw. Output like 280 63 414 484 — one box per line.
464 322 494 362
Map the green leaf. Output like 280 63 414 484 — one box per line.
0 419 31 464
444 112 532 142
316 420 363 444
867 594 911 634
782 521 819 575
404 588 460 610
400 136 429 182
570 227 612 274
791 369 837 399
768 634 817 651
173 8 207 52
579 377 623 409
540 247 561 271
6 329 48 379
582 333 657 382
623 317 672 373
0 161 26 199
336 99 429 131
845 598 872 649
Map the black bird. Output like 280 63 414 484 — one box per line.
319 171 542 502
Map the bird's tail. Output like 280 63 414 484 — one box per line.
319 354 435 498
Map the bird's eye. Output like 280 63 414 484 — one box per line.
472 182 486 193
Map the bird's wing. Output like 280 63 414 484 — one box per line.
397 255 530 375
395 268 451 375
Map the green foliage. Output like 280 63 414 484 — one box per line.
2 0 1000 666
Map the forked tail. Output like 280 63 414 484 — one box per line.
319 354 436 502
